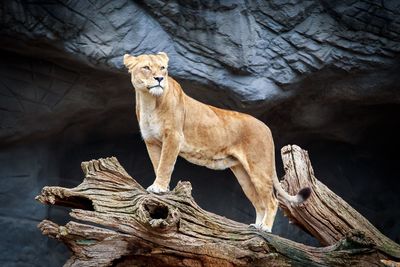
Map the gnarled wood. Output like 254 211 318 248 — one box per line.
36 147 400 266
278 145 400 259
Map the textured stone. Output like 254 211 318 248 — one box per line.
0 1 400 266
0 0 399 145
0 142 66 266
0 216 66 267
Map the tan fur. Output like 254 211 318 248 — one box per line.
123 52 310 232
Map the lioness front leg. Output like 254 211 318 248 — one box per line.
147 131 181 194
144 140 161 175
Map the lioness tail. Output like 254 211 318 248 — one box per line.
272 174 311 204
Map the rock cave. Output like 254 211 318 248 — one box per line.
0 1 399 266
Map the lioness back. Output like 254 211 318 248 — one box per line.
175 82 273 170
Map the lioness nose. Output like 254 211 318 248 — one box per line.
154 77 163 83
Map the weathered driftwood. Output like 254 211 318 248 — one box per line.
36 145 400 267
278 145 400 258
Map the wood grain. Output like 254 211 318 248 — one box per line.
36 146 400 266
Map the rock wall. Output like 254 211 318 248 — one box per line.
1 0 400 144
0 0 399 266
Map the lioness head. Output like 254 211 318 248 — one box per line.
123 52 169 97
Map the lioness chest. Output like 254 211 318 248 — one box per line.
139 112 162 140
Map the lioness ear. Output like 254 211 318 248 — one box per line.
123 54 137 71
157 52 169 65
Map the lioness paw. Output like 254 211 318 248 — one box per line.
147 183 170 194
249 223 271 233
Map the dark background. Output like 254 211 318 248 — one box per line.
1 1 400 266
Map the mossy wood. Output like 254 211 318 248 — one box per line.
36 145 400 266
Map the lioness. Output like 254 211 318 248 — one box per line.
123 52 311 232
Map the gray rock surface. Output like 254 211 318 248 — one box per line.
1 0 400 144
0 0 399 266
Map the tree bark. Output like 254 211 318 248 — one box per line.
36 145 400 267
277 145 400 257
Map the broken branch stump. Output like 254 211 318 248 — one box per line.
36 146 400 266
277 145 400 259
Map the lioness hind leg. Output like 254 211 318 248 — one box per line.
246 167 277 232
230 165 265 225
262 192 278 232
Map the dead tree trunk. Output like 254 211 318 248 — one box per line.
36 145 400 267
277 145 400 255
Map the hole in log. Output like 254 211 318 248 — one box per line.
54 196 94 211
144 203 169 220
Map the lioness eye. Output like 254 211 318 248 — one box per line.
160 66 166 70
143 66 150 71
